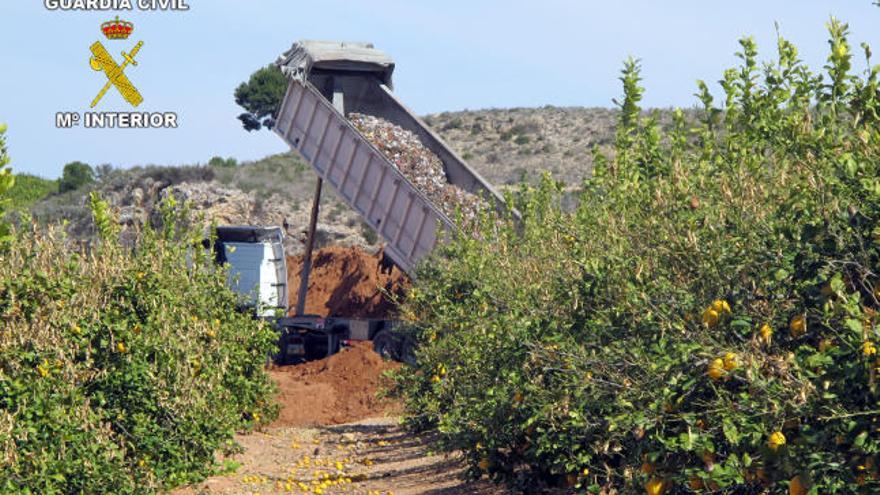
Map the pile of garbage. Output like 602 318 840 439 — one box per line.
349 113 486 225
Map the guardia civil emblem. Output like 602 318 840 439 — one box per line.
89 17 144 108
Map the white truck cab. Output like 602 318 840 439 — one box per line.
213 226 288 318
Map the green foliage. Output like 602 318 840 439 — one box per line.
59 161 95 193
208 156 238 168
235 64 287 132
6 174 57 211
0 197 278 493
361 221 379 245
0 124 13 245
395 21 880 494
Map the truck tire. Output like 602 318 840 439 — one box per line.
325 333 340 358
372 330 397 360
399 335 417 366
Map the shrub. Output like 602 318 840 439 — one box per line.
140 164 214 186
443 117 464 131
208 156 238 168
361 220 379 245
0 195 278 493
59 161 94 193
395 21 880 494
6 174 57 211
0 124 13 244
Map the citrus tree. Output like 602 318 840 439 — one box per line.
0 195 278 493
396 20 880 494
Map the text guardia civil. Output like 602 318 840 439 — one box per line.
45 0 189 11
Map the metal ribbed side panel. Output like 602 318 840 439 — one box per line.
274 79 452 275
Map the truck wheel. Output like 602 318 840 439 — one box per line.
372 330 397 360
399 335 417 366
325 333 340 358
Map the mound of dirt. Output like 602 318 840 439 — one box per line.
287 246 408 318
270 342 400 427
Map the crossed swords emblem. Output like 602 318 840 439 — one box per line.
89 40 144 108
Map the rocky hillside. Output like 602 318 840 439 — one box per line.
29 160 376 256
27 106 666 252
425 106 618 185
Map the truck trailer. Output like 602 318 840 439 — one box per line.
213 41 510 362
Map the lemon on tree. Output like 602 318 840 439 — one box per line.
722 352 738 371
759 323 773 346
708 358 726 380
790 314 807 337
702 308 720 328
768 431 786 451
712 299 732 314
644 477 668 495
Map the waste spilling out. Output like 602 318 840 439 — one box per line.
349 113 486 226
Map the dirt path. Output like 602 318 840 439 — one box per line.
174 343 504 495
174 417 503 495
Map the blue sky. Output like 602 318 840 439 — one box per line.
0 1 877 178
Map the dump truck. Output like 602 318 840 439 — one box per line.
213 41 509 362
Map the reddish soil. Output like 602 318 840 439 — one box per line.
287 246 409 318
269 341 401 427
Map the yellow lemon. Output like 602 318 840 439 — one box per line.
768 431 786 451
707 358 726 380
36 363 50 378
759 323 773 345
117 342 127 353
644 477 668 495
789 475 807 495
702 308 720 328
790 314 807 337
722 352 738 371
712 299 731 314
864 341 877 357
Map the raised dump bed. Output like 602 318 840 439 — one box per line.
274 40 507 275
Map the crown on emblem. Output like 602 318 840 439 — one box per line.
101 17 134 40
